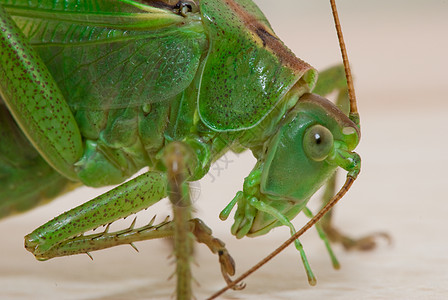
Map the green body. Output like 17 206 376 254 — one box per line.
0 0 361 294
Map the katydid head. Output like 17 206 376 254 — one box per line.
229 93 360 238
211 1 363 296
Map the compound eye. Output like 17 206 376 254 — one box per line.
303 124 334 161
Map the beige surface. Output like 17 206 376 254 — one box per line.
1 1 448 299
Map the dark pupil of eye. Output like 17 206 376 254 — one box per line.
314 133 322 145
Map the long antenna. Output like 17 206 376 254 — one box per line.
207 1 359 298
330 0 359 124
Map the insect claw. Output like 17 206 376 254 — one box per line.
349 232 392 251
234 282 246 290
86 252 93 260
221 272 246 291
307 275 317 287
130 243 139 252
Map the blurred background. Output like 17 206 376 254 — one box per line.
1 0 448 299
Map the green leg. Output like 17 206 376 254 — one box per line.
0 4 83 180
314 66 389 250
23 172 238 291
302 207 339 269
248 197 316 286
163 142 194 300
24 171 168 260
22 141 236 298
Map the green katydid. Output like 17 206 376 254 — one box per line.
0 0 377 298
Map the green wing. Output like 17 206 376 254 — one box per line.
2 0 207 109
